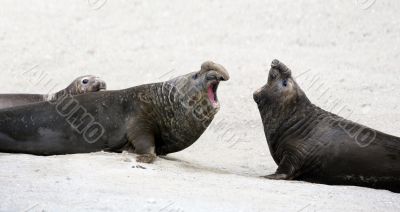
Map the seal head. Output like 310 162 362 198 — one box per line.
168 61 230 111
198 61 231 109
253 59 309 140
253 59 303 108
50 75 107 100
66 75 107 94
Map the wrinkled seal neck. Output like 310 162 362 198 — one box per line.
260 94 312 142
135 82 216 154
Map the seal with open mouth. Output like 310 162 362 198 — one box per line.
0 61 229 164
0 75 107 109
253 59 400 192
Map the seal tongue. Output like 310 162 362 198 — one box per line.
208 84 218 108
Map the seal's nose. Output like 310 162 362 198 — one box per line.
98 80 107 90
199 61 230 81
218 74 228 81
206 71 229 82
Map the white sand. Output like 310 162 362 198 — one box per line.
0 0 400 211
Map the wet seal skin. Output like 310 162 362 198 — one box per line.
0 61 229 164
0 75 107 109
253 59 400 192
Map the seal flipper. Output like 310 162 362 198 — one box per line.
263 154 300 180
265 138 326 181
133 133 156 163
127 119 157 163
263 173 290 180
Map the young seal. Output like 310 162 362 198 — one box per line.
0 75 107 109
253 59 400 192
0 61 229 163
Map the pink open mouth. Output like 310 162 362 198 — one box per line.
207 82 220 108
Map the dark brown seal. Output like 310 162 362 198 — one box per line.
253 59 400 192
0 61 229 163
0 75 107 109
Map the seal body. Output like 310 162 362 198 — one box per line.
253 59 400 192
0 75 106 109
0 61 229 163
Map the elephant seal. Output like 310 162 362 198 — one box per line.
253 59 400 192
0 75 107 109
0 61 229 163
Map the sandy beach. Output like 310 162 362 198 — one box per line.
0 0 400 211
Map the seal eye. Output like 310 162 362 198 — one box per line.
193 73 199 80
82 79 89 84
282 79 288 87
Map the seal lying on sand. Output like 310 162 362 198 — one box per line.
253 59 400 192
0 75 107 109
0 61 229 163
